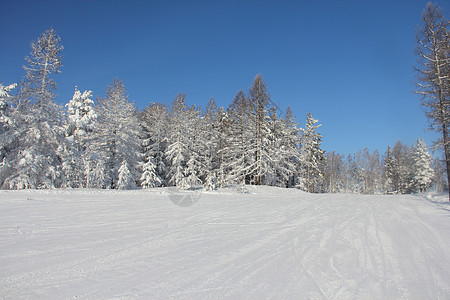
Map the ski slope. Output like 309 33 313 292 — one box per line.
0 187 449 299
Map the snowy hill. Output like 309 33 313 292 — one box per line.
1 187 449 299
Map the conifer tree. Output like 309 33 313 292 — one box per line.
298 112 324 193
0 83 17 132
141 103 169 183
383 146 396 194
225 90 251 185
411 139 434 192
117 160 135 190
201 98 220 189
94 78 142 189
140 158 162 188
166 93 189 187
62 87 97 188
0 28 66 189
247 74 272 185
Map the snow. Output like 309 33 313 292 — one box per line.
1 187 449 299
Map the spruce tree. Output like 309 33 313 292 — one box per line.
298 112 324 193
0 83 17 132
383 146 396 194
411 139 434 193
117 160 135 190
166 94 189 187
141 103 169 183
94 78 142 189
140 158 162 188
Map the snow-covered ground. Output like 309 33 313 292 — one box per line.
1 187 449 299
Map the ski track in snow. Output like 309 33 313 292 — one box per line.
0 187 449 299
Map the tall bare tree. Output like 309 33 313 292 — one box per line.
415 2 450 200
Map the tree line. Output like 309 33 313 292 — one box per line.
0 1 447 194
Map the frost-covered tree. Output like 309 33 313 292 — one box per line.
0 83 17 132
201 98 220 188
140 158 162 188
247 74 273 185
62 87 97 188
385 141 415 194
117 160 135 190
204 172 218 191
297 112 324 193
415 2 450 200
94 78 142 189
181 153 203 190
225 90 251 185
165 94 190 187
0 28 66 189
411 139 434 192
22 28 63 112
181 104 204 189
383 146 396 194
66 87 96 138
141 103 169 184
351 148 381 194
432 155 447 192
271 106 300 187
323 151 344 193
283 106 302 186
213 107 229 187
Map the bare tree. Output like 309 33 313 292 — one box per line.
415 2 450 199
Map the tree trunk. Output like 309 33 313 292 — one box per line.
442 124 450 200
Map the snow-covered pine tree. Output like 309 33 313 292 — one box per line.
214 107 230 187
265 106 286 186
181 152 203 190
66 87 96 138
166 94 189 187
85 158 107 189
204 172 218 191
298 112 324 193
279 106 301 188
225 90 251 185
267 105 301 187
62 87 97 188
181 104 204 189
0 28 66 189
247 74 273 185
141 102 169 184
140 158 162 188
0 83 17 184
383 146 396 194
94 78 142 189
201 98 221 190
411 138 434 193
0 83 17 133
116 160 135 190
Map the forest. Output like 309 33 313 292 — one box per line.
0 26 445 194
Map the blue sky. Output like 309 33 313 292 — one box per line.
1 0 449 156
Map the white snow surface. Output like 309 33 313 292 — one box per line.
1 186 449 299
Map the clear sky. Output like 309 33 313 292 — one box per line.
1 0 449 156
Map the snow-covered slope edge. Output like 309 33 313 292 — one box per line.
0 187 449 299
